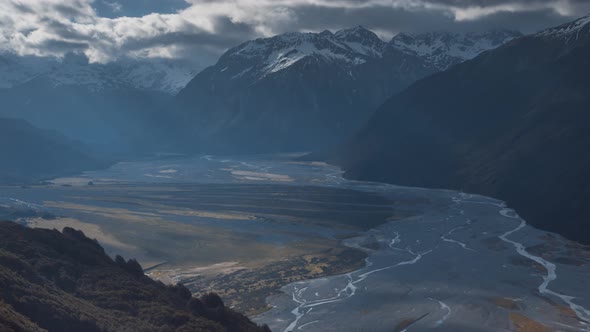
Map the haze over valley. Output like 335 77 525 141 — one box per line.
1 1 590 331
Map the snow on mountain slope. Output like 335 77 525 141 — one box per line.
334 26 385 57
1 27 521 93
0 54 50 89
536 13 590 40
387 30 523 70
120 60 200 94
226 27 385 79
176 26 523 154
218 27 521 79
0 52 200 94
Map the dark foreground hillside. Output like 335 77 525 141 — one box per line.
0 221 269 332
337 14 590 243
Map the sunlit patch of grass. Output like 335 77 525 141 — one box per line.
509 313 553 332
491 297 519 310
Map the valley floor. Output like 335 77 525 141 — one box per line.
0 154 399 315
1 154 589 331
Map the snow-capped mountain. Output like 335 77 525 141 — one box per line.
176 27 521 153
0 52 200 94
224 26 384 79
536 13 590 41
388 30 522 70
0 52 187 149
213 27 520 80
336 13 590 244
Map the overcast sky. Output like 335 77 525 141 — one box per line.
1 0 589 68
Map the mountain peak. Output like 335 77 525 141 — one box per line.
334 25 382 41
319 29 333 37
388 30 522 70
334 26 385 57
334 25 369 36
536 13 590 40
218 27 518 79
222 27 387 79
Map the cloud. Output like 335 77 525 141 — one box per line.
0 0 588 68
103 1 122 13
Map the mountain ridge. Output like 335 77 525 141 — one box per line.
0 52 199 95
0 117 107 184
175 27 520 153
334 13 590 244
215 27 522 80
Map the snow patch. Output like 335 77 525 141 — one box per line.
537 13 590 41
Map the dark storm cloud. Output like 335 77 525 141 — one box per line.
424 0 589 5
212 16 257 39
278 5 454 35
282 3 585 35
94 0 190 18
1 0 589 66
11 2 35 14
451 8 582 33
111 16 260 65
42 19 89 41
37 39 89 53
123 29 251 51
54 3 92 19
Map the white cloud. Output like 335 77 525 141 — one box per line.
0 0 587 66
104 1 122 13
446 1 584 21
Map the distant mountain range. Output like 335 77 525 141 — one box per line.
0 118 106 184
0 52 199 95
0 53 201 151
0 81 171 151
388 30 521 70
334 14 590 243
175 28 521 152
0 28 520 154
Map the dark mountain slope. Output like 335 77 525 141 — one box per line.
0 78 173 153
0 52 195 154
175 28 519 153
0 118 106 184
337 14 590 243
0 221 269 332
